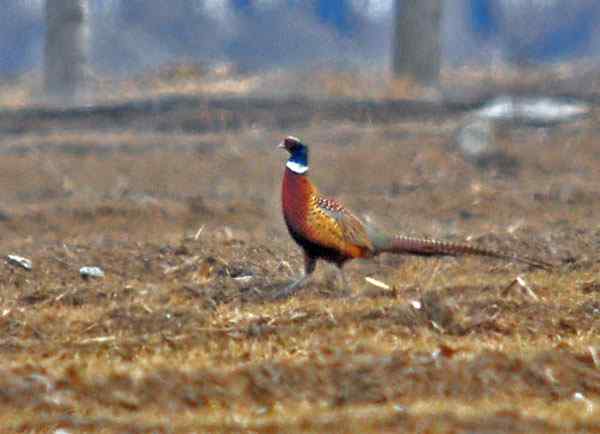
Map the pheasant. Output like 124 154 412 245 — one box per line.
276 136 550 298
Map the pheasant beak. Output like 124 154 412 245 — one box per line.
276 141 286 150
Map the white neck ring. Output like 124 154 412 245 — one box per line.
286 161 308 174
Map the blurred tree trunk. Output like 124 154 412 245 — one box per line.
44 0 88 104
392 0 442 85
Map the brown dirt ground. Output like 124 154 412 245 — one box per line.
0 71 600 433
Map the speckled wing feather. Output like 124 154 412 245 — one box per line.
304 194 374 257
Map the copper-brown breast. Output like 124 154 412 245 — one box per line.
281 168 313 236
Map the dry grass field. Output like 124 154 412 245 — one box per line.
0 68 599 432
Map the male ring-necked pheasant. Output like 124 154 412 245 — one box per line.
277 136 550 298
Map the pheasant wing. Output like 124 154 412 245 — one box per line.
307 196 374 253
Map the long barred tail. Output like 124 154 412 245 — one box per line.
375 235 553 270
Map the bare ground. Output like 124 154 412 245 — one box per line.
0 75 599 432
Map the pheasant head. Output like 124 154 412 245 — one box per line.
278 136 309 174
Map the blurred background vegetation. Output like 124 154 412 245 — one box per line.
3 0 600 106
